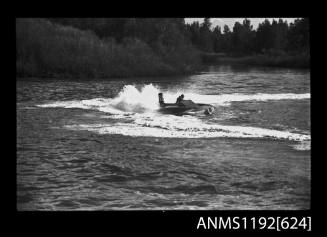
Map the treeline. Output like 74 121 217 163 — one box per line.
16 18 200 78
186 18 309 56
16 18 310 79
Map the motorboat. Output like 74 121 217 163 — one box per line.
158 93 214 115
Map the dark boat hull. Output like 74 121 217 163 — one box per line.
159 102 214 115
158 93 214 115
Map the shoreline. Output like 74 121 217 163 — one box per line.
17 61 310 81
16 69 199 81
16 19 310 81
201 53 310 69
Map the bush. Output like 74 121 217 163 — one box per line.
16 18 199 79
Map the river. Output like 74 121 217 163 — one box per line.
17 65 311 210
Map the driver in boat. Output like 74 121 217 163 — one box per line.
176 94 184 104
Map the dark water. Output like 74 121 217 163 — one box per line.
17 65 310 210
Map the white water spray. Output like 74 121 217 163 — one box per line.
38 84 311 146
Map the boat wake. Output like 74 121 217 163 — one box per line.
38 84 310 113
37 84 311 149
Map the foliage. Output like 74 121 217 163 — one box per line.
186 18 309 56
16 17 310 79
16 18 199 78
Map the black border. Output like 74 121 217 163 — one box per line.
11 4 319 234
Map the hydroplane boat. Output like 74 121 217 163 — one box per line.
158 93 214 115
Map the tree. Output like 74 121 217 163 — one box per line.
203 18 212 30
212 25 222 52
220 25 232 53
255 19 273 52
223 25 231 34
199 18 213 52
287 18 309 53
232 19 255 54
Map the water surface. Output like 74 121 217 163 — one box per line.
17 65 310 210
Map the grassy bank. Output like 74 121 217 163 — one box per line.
16 19 200 79
201 53 310 69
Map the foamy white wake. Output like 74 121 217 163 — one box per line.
190 93 310 106
64 121 310 141
38 84 311 145
38 84 160 114
38 84 310 113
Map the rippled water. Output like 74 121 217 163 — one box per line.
17 65 310 210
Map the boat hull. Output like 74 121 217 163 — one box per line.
158 93 214 115
159 103 214 115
